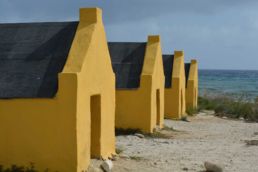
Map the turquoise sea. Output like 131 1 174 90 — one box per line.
199 70 258 101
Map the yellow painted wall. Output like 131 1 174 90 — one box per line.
115 36 165 133
185 59 198 109
0 8 115 172
164 51 186 119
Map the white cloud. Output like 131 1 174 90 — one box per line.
0 0 258 69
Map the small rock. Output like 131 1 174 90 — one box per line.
222 116 227 119
101 160 113 172
182 167 188 171
162 141 170 144
134 133 145 138
204 161 223 172
115 145 125 154
95 168 103 172
254 132 258 135
239 117 244 120
109 155 119 161
245 140 258 146
119 154 130 159
181 116 190 122
88 165 102 172
111 157 118 161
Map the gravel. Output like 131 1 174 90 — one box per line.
110 113 258 172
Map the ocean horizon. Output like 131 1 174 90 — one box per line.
199 69 258 101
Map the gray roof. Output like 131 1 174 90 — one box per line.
162 55 174 88
185 63 191 87
0 22 78 98
108 42 146 89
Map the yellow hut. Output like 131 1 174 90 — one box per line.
185 60 198 110
163 51 186 119
108 36 165 133
0 8 115 172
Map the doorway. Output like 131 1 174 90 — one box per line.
181 89 184 116
156 89 160 126
195 88 197 107
90 95 101 158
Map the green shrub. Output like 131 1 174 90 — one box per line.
0 164 38 172
186 107 198 116
255 97 258 104
199 95 258 122
198 97 217 111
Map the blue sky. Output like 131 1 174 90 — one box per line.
0 0 258 70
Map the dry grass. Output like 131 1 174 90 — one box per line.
129 156 144 161
198 96 258 122
0 164 40 172
115 148 124 154
162 125 176 131
145 130 172 139
186 107 198 116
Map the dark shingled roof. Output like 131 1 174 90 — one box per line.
162 55 174 88
185 63 191 87
0 22 78 98
108 42 146 89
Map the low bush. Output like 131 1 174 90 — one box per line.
145 131 171 139
129 156 144 161
162 125 176 131
0 164 38 172
198 97 217 111
186 107 198 116
198 95 258 122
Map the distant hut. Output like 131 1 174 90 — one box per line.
0 8 115 172
163 51 186 119
108 36 165 133
185 60 198 110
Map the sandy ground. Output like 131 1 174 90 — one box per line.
91 112 258 172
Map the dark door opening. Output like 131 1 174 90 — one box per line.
90 95 101 158
195 88 197 107
181 89 184 115
156 89 160 126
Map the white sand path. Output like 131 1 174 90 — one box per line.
109 113 258 172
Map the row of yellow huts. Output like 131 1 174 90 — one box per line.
0 8 198 172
